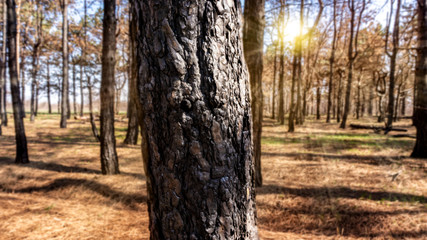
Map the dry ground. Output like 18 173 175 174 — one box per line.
0 114 425 239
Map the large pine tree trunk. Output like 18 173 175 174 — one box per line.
134 0 259 238
100 0 119 174
243 0 264 187
7 0 28 163
411 0 427 158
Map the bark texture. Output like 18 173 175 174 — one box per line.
243 0 264 187
100 0 119 174
60 0 68 128
411 0 427 158
7 0 28 163
135 0 259 239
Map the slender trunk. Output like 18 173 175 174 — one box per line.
278 7 285 125
60 0 68 128
272 45 277 119
327 0 337 123
337 70 343 123
100 0 119 175
88 78 99 141
386 0 401 130
288 54 297 132
7 0 28 163
316 77 321 120
73 63 76 115
356 74 361 119
1 0 7 127
79 63 84 116
20 64 25 117
135 1 259 238
47 61 51 114
124 10 139 145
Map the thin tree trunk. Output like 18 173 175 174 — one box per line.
7 0 28 163
72 63 76 115
79 63 84 116
124 7 139 145
20 64 25 117
100 0 119 175
60 0 68 128
327 0 337 123
88 78 99 142
47 61 51 114
386 0 401 130
135 1 259 238
1 0 7 127
340 0 365 128
272 44 277 119
411 0 427 158
278 5 285 125
316 77 321 120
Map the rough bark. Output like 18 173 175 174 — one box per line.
243 0 264 187
135 0 259 239
411 0 427 158
60 0 68 128
277 6 285 125
100 0 119 175
7 0 28 163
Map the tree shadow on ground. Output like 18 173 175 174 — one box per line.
0 158 145 180
257 184 426 238
262 152 413 166
0 178 147 210
258 184 426 203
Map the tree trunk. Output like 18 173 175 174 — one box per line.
316 77 321 120
79 63 84 116
124 7 139 145
73 63 77 115
327 0 337 123
336 70 343 123
1 0 7 127
7 0 28 163
386 0 401 130
30 1 42 122
60 0 68 128
278 6 285 125
243 0 264 187
411 0 427 158
88 77 99 141
135 1 259 239
272 44 277 119
20 64 25 117
100 0 119 175
47 61 51 114
341 0 365 128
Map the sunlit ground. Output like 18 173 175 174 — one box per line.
0 114 425 239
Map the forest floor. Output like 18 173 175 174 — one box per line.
0 114 425 240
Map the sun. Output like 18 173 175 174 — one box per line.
281 21 307 43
